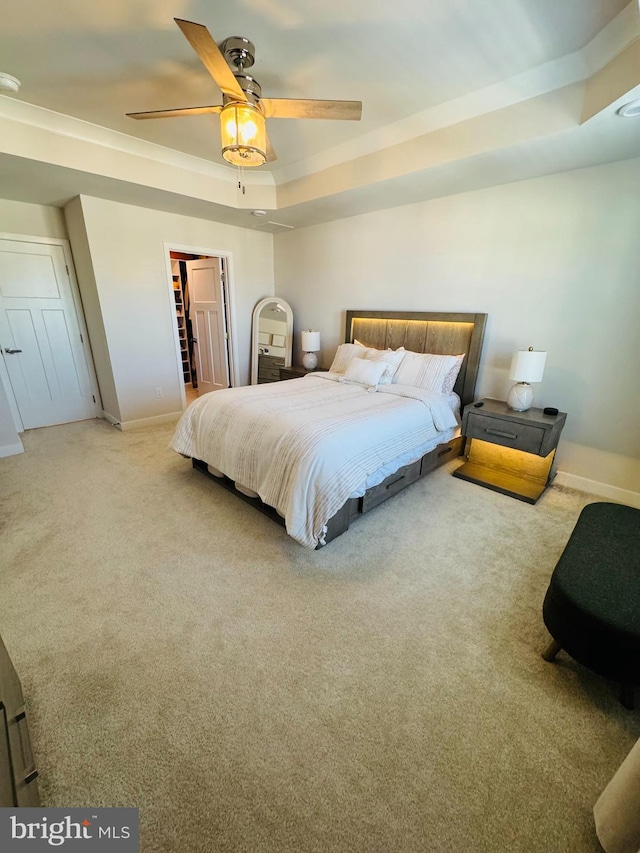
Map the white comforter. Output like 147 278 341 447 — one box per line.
170 373 458 548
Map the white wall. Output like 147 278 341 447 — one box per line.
66 196 274 429
0 382 23 457
0 198 67 240
64 197 119 421
274 157 640 500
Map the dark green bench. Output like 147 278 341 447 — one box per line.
542 502 640 709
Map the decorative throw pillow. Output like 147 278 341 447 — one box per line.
342 357 387 388
328 342 369 374
393 350 462 394
441 354 465 395
364 347 406 384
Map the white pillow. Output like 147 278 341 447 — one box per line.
364 348 406 384
441 354 465 395
343 357 387 388
329 342 368 374
393 350 462 394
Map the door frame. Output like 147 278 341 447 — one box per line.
0 232 102 433
163 242 238 409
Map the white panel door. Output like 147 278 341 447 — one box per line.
0 239 97 429
187 258 229 394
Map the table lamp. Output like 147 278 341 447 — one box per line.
507 347 547 411
301 330 320 370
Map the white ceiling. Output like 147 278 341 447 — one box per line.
0 0 632 171
0 1 638 228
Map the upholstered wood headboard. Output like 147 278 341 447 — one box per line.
344 310 487 409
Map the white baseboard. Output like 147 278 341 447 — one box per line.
555 471 640 509
0 440 24 458
116 411 183 431
101 411 120 427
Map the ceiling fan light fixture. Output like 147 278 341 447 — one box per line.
220 101 266 166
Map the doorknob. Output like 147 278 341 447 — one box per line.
4 348 22 354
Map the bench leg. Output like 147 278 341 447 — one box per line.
619 684 635 710
542 639 562 662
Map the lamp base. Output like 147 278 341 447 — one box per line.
302 352 318 370
507 382 534 412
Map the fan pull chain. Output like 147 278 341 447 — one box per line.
237 164 246 195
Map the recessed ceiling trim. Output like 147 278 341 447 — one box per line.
0 94 274 186
0 2 635 191
273 52 588 185
581 38 640 123
583 1 640 74
272 3 639 183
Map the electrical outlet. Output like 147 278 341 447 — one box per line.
155 386 163 397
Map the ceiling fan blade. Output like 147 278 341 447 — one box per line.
260 98 362 121
174 18 247 102
265 133 277 163
127 105 223 120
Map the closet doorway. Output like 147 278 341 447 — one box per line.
168 248 232 407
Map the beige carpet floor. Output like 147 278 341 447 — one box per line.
1 418 638 853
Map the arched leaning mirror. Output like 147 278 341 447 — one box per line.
251 297 294 384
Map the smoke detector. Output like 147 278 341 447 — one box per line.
0 73 21 94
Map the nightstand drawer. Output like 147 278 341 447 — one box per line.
258 355 285 383
280 366 312 381
258 367 281 381
465 412 545 455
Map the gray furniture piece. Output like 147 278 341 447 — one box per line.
0 635 39 806
257 353 285 383
454 398 567 503
279 365 315 381
542 501 640 709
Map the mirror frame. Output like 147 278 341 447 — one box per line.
251 297 294 385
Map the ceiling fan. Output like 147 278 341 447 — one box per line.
127 19 363 167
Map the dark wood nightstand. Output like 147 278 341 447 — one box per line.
279 365 316 381
453 398 567 503
258 354 285 383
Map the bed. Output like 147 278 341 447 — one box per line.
171 310 487 548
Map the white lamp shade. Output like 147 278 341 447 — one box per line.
509 349 547 383
301 331 320 352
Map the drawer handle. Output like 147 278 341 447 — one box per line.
385 474 405 490
485 428 518 440
15 706 38 785
437 446 453 458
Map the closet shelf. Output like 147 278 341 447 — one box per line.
172 261 192 387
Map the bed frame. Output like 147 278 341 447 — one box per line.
192 310 487 547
